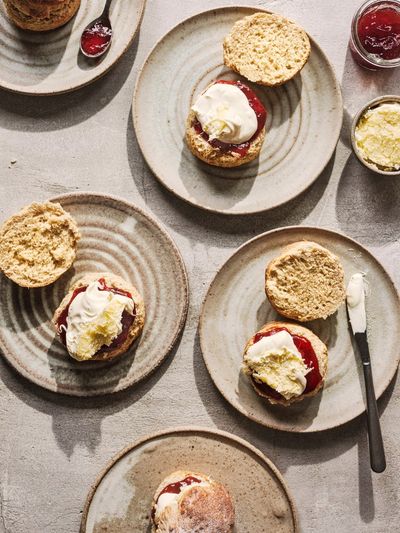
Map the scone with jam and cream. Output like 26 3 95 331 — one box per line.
186 79 267 167
53 272 145 362
151 470 235 533
243 321 328 406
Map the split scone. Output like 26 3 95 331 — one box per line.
186 79 267 167
0 201 80 288
265 241 346 322
3 0 81 31
53 272 145 362
151 470 235 533
243 321 328 406
223 12 311 87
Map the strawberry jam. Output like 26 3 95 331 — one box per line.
81 21 112 57
56 278 135 356
252 327 322 401
193 80 267 157
158 476 201 498
357 4 400 60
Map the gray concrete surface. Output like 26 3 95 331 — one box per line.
0 0 399 531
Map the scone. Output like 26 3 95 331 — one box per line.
186 79 267 167
151 470 235 533
265 241 346 322
53 272 145 362
243 321 328 406
3 0 81 31
0 201 80 288
223 12 311 87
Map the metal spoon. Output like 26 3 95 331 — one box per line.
80 0 113 59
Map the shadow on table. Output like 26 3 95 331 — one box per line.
335 153 400 247
192 326 397 522
0 31 140 132
0 325 181 458
127 107 336 243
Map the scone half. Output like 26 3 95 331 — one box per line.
151 470 235 533
223 12 311 87
186 79 267 168
265 240 346 322
53 272 145 362
0 201 80 288
243 321 328 406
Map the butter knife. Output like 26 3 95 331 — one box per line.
346 273 386 473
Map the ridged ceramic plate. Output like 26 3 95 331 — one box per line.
200 227 400 432
0 0 145 95
0 193 188 396
81 427 298 532
133 6 343 215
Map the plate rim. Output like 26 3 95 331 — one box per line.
0 191 189 396
0 0 146 96
199 225 400 432
132 4 344 215
79 425 299 533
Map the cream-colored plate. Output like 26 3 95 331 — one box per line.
200 227 400 432
0 193 188 396
81 427 298 532
133 6 343 215
0 0 145 95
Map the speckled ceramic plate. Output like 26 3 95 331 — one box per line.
133 6 343 215
200 227 400 432
81 427 298 533
0 193 188 396
0 0 145 95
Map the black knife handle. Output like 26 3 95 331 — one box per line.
363 362 386 473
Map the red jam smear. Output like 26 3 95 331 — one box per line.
55 278 135 356
152 476 201 520
193 80 267 157
158 476 201 498
81 21 112 57
252 327 322 401
357 5 400 60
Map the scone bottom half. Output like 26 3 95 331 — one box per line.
223 12 311 87
152 470 235 533
243 321 328 406
265 241 346 322
186 79 267 168
52 272 145 362
0 201 80 288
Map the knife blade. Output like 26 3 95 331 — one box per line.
346 273 386 473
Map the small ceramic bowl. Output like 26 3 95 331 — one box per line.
351 95 400 176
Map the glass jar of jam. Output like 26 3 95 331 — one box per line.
350 0 400 69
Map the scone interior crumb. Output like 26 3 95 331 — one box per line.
0 202 80 287
266 242 345 321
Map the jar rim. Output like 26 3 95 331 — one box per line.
351 0 400 68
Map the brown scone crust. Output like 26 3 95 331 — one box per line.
265 241 346 322
4 0 80 31
152 470 235 533
52 272 145 362
223 12 311 87
243 321 328 406
186 108 266 168
0 201 80 288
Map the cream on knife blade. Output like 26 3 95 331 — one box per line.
346 272 367 333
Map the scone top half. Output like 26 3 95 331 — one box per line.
0 202 80 288
53 272 145 362
265 241 346 322
223 12 311 87
243 321 328 406
152 470 235 533
186 79 267 168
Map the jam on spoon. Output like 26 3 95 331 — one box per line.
80 0 113 58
